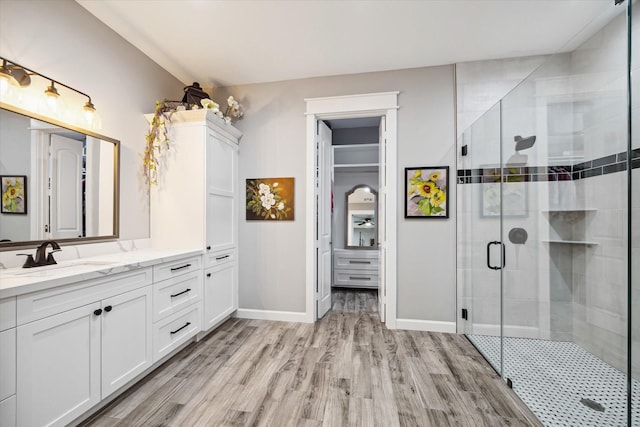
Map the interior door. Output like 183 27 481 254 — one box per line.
50 133 83 239
316 120 333 319
378 116 386 322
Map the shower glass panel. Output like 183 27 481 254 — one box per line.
631 1 640 424
459 2 633 425
461 103 503 374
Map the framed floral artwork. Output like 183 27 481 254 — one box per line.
246 177 294 221
1 175 27 214
405 167 449 218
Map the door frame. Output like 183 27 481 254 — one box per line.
304 92 399 328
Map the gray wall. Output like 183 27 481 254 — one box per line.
0 0 184 241
332 127 379 145
218 65 456 321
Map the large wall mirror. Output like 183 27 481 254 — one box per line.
345 184 377 249
0 105 119 250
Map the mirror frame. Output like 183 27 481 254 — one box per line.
345 184 377 250
0 102 120 251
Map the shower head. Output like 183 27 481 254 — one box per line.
514 135 536 152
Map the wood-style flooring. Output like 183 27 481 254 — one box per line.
81 289 542 426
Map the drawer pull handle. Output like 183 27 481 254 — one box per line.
170 264 191 272
94 309 102 316
170 322 191 335
216 255 230 261
349 276 371 281
349 260 371 264
104 305 112 312
170 288 191 298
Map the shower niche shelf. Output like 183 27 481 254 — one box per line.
542 208 597 246
542 239 599 246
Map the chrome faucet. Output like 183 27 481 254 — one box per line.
18 240 62 268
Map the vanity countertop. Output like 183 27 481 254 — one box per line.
0 248 202 299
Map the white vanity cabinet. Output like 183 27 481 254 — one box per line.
0 297 16 427
150 110 241 334
203 252 236 331
152 256 202 362
15 269 153 427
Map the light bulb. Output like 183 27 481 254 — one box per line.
0 77 13 100
82 100 101 130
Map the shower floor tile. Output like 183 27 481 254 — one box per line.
467 335 640 427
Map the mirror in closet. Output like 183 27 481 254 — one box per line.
345 184 377 248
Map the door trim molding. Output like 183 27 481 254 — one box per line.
305 92 399 328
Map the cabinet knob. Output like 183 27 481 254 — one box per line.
94 309 102 316
206 246 211 250
206 273 212 277
104 305 113 312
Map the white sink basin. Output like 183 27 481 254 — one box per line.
2 260 119 277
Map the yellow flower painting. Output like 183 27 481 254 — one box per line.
405 167 448 218
1 175 27 214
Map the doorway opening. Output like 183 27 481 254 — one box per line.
304 92 399 328
324 117 381 317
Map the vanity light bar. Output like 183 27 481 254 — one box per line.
0 55 101 131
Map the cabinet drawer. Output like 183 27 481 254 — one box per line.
153 304 200 363
334 270 379 288
0 298 16 331
0 395 15 427
0 328 15 401
334 253 379 270
153 256 202 283
17 268 152 325
154 270 202 322
203 249 234 269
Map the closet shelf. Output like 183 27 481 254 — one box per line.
542 240 599 246
334 163 379 173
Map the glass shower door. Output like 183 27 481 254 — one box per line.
462 103 504 374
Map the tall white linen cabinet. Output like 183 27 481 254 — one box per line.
150 109 242 332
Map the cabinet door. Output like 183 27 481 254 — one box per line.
17 302 101 427
205 133 237 256
101 286 153 398
0 328 16 401
203 262 236 331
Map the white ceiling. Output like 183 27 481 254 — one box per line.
76 0 619 89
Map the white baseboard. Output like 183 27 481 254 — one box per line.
235 308 312 323
395 319 457 333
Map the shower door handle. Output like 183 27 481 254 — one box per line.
487 241 506 270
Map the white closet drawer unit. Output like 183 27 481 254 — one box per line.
333 249 379 289
152 256 202 283
153 304 200 363
153 270 202 322
334 251 379 270
334 270 379 288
